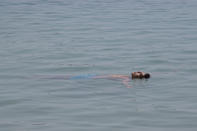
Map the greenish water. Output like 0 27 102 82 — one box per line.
0 0 197 130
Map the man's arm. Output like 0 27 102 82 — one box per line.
122 78 132 88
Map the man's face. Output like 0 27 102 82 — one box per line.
132 72 150 79
134 72 144 78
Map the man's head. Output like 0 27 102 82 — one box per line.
144 73 150 79
131 72 150 79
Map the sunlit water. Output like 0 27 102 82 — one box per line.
0 0 197 130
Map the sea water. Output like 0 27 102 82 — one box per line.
0 0 197 130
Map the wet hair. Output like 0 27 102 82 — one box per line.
144 73 150 79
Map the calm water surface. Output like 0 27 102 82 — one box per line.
0 0 197 130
